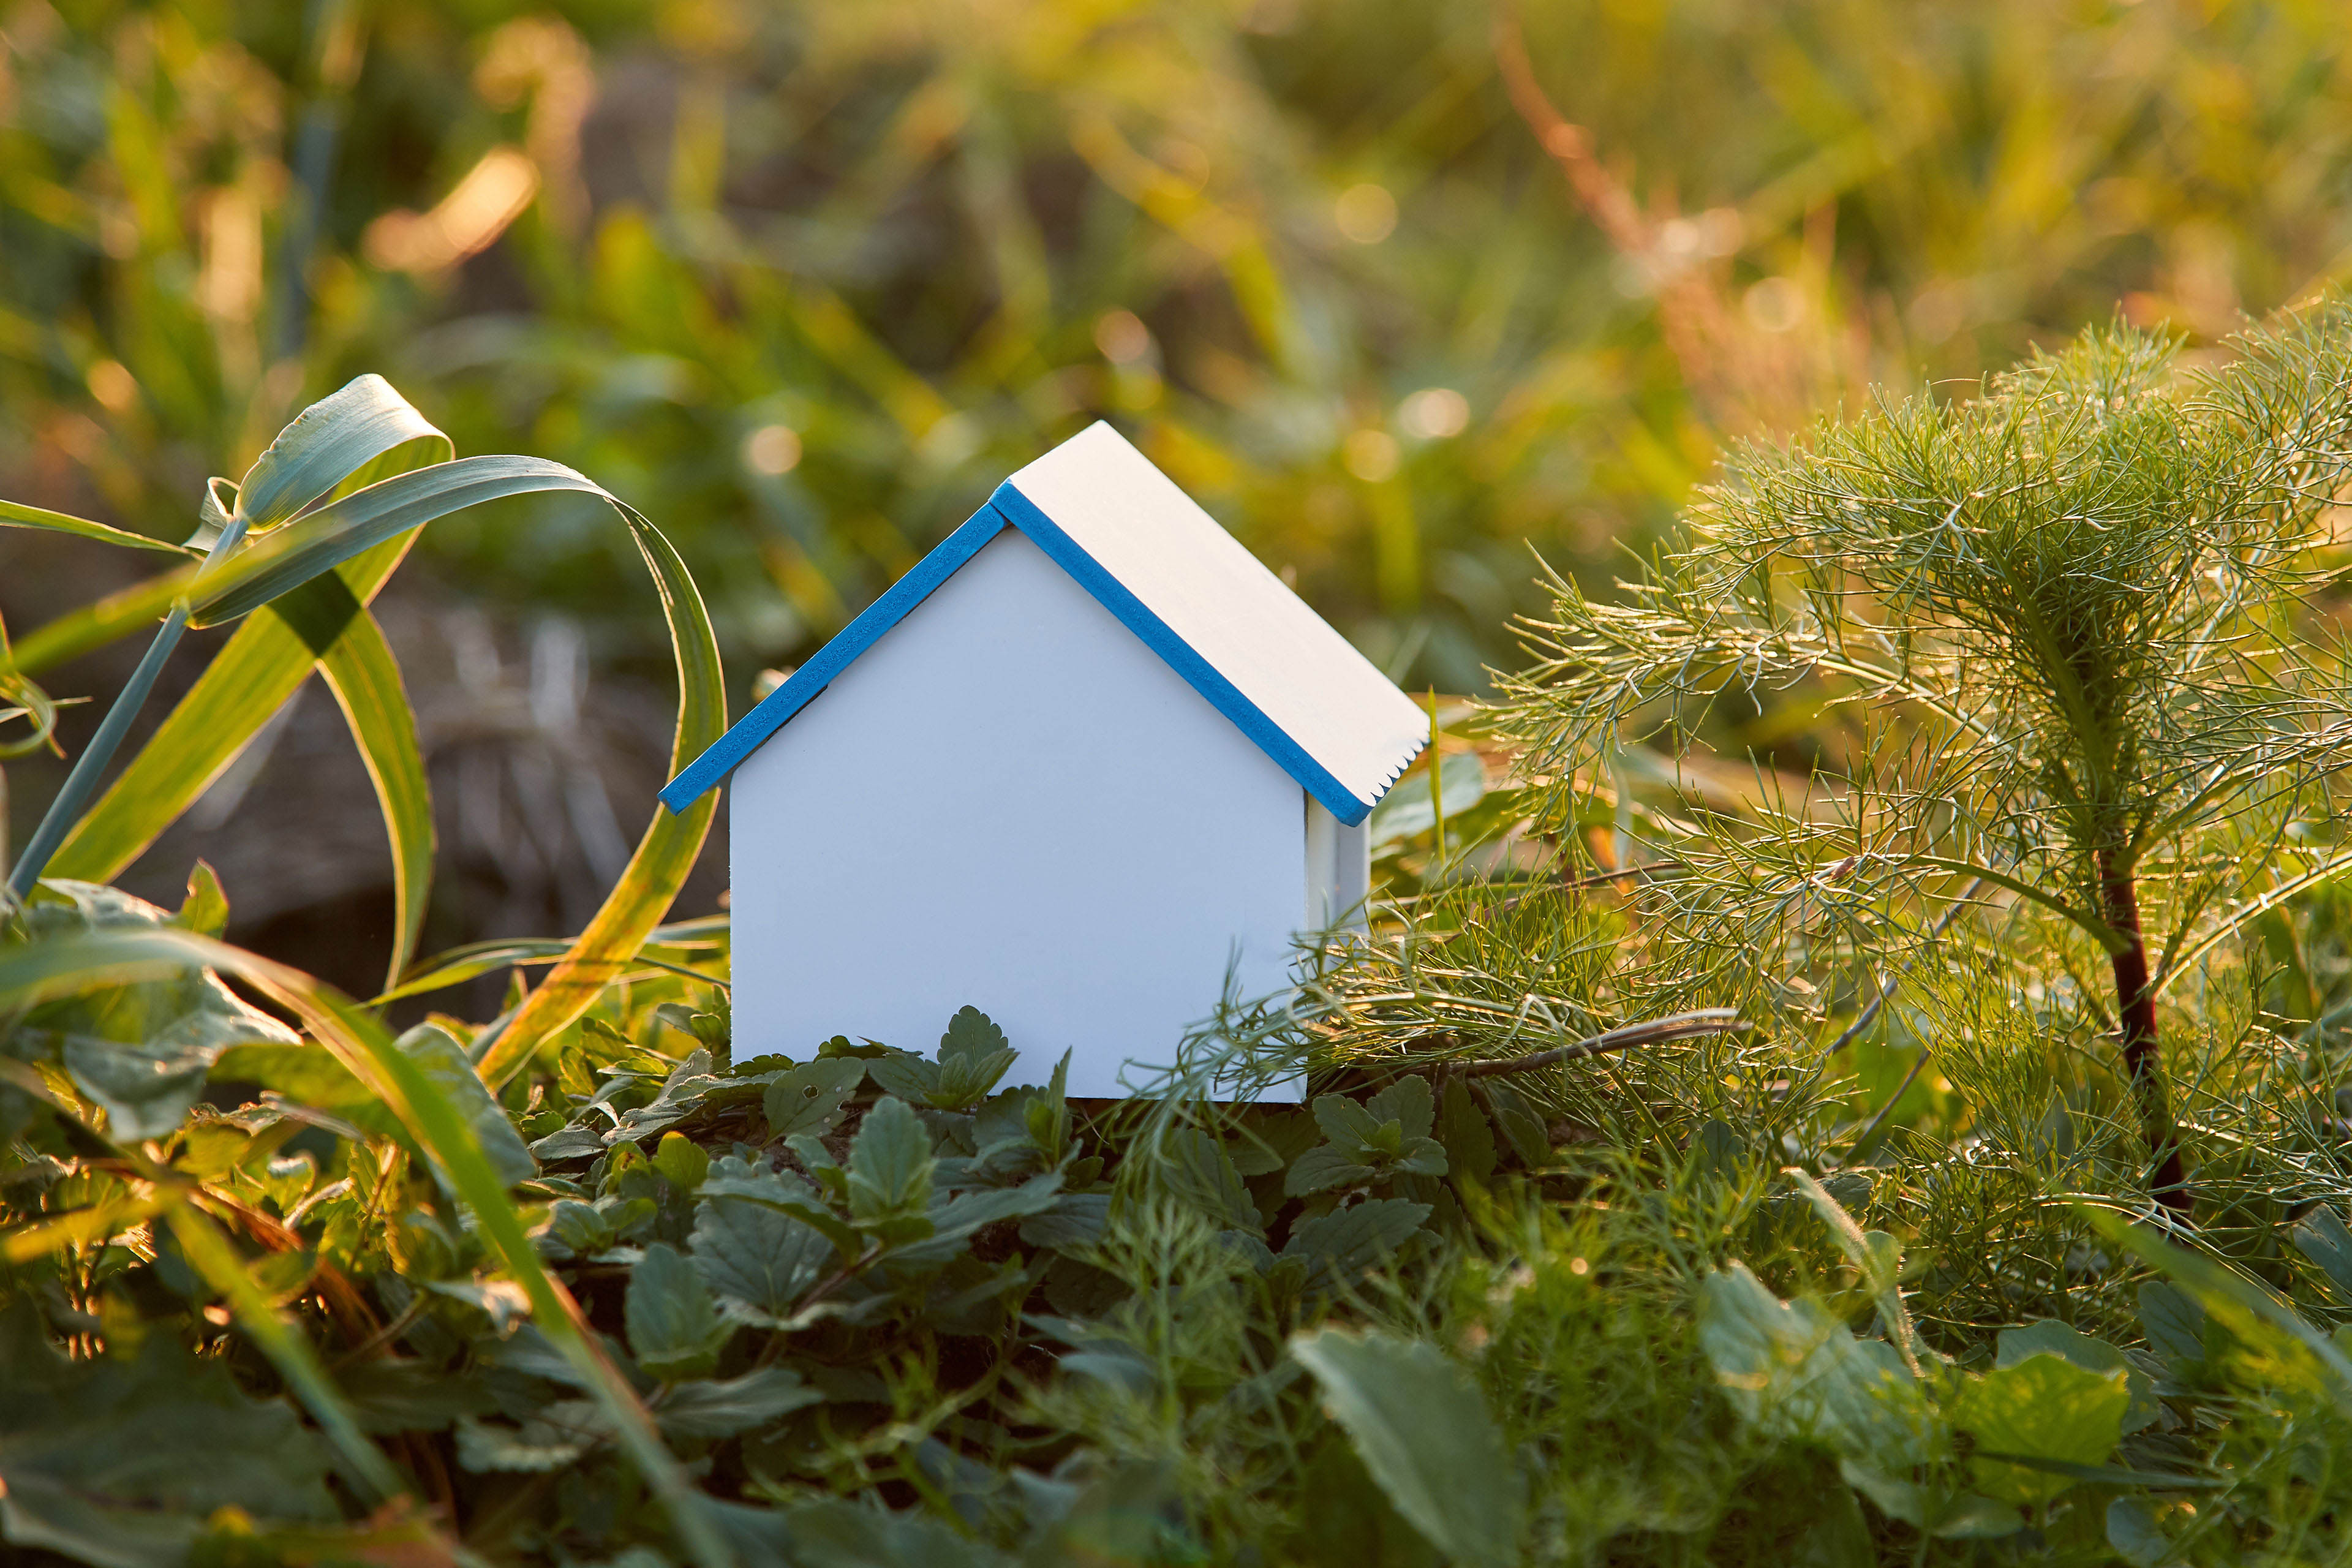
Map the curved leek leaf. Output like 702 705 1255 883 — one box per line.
318 606 435 989
187 456 611 628
1 499 200 556
0 610 61 763
477 505 725 1087
379 916 728 1004
21 375 454 909
43 465 721 1031
235 373 451 531
45 538 416 884
10 567 195 676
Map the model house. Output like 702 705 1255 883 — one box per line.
660 422 1427 1098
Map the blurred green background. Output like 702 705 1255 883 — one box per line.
5 0 2351 983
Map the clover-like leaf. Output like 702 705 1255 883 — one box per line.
625 1242 734 1381
543 1199 618 1258
456 1407 604 1474
0 1302 339 1564
1362 1076 1436 1142
1436 1080 1498 1184
1020 1193 1111 1253
608 1047 726 1144
1291 1087 1448 1194
933 1005 1020 1108
1311 1093 1384 1149
890 1174 1063 1269
654 1367 823 1441
397 1022 537 1189
1697 1262 1941 1467
530 1125 609 1161
2138 1281 2211 1373
864 1009 1020 1112
17 883 300 1142
1285 1145 1369 1197
1839 1461 2024 1540
847 1096 935 1224
1995 1320 2158 1434
763 1059 867 1139
864 1052 938 1104
1159 1129 1261 1234
654 1131 710 1193
1281 1198 1430 1294
690 1194 839 1328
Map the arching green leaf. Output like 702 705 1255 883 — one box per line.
8 568 195 676
0 499 197 556
316 605 434 987
476 502 723 1086
186 456 611 628
233 374 450 532
45 537 415 884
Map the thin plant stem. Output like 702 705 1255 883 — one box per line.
1836 878 1985 1163
6 511 252 902
5 605 192 901
1453 1007 1747 1078
1845 1048 1931 1167
2099 846 2189 1212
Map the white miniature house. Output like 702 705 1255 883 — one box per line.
660 423 1428 1098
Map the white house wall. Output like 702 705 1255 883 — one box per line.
1304 796 1370 935
729 527 1307 1099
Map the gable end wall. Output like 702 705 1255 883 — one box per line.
728 529 1306 1099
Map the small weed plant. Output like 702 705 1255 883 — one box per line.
9 311 2352 1564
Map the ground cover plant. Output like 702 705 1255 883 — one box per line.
12 302 2352 1566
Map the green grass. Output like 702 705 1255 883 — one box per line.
11 310 2352 1564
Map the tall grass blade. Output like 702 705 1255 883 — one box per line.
9 567 196 676
1 499 198 556
317 606 435 988
0 927 739 1568
477 506 724 1086
45 538 415 885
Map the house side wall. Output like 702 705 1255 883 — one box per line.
729 529 1306 1099
1305 794 1370 933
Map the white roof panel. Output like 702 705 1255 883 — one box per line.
996 422 1428 820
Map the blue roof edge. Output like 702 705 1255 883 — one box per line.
657 503 1008 812
660 478 1396 827
986 481 1379 827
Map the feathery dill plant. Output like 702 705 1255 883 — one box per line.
1498 300 2352 1211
